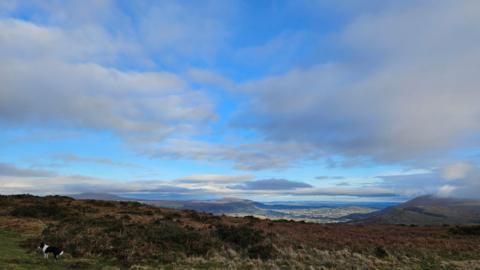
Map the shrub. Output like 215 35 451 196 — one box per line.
374 246 388 258
164 212 181 220
215 224 275 259
449 225 480 236
37 215 217 265
247 242 275 260
119 201 143 208
10 203 74 219
85 200 116 208
216 224 263 249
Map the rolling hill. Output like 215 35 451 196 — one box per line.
1 194 480 269
71 193 134 201
358 195 480 225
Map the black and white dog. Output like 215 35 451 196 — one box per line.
38 242 64 260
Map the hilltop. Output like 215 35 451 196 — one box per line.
71 193 134 201
357 195 480 225
1 195 480 269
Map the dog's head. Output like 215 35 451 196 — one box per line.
38 242 45 249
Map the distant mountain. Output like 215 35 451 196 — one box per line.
69 193 382 222
358 195 480 225
147 197 268 215
146 197 382 222
71 193 134 201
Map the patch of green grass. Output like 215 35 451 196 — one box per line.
0 229 122 270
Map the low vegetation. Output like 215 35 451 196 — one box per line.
1 195 480 269
449 225 480 236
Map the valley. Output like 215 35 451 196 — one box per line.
74 193 385 223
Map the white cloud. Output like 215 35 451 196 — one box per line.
0 162 57 177
437 185 457 197
175 174 253 184
442 162 473 180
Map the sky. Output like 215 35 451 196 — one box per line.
1 0 480 202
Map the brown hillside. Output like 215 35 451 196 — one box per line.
361 195 480 225
1 195 480 269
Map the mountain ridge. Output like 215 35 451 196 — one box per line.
357 195 480 225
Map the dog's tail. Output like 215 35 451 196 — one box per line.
59 251 64 256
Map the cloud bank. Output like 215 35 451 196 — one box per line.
229 179 312 190
0 162 398 199
238 1 480 165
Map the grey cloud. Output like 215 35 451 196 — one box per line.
0 173 211 198
374 162 480 199
70 184 215 201
0 19 215 142
0 161 253 198
53 154 139 168
0 164 401 199
438 163 480 199
0 162 56 177
336 182 351 186
137 185 202 194
2 1 232 65
0 1 16 15
293 187 398 197
151 139 321 171
229 178 312 190
237 1 480 166
376 172 442 197
0 175 111 195
61 183 133 195
0 18 138 65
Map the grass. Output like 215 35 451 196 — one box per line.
0 228 265 270
0 229 122 270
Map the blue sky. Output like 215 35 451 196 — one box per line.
1 0 480 202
